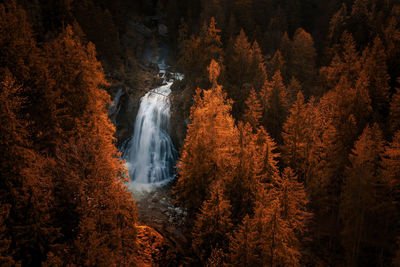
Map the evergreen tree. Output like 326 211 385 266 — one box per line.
228 197 300 267
174 60 238 213
192 180 233 262
225 122 261 222
287 76 301 105
260 71 289 143
281 91 309 182
225 29 268 119
340 124 394 266
256 127 280 184
275 168 310 234
225 29 253 118
178 17 223 88
290 28 317 96
243 88 262 130
267 49 286 79
361 37 391 124
321 32 361 91
251 40 268 92
0 71 57 266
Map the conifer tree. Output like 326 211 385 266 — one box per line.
278 31 291 82
290 28 317 96
381 131 400 207
192 180 233 262
225 122 261 221
41 26 138 266
243 88 262 130
260 71 289 143
256 126 281 184
361 37 391 123
281 91 309 181
228 197 300 267
340 124 393 266
178 17 223 88
174 60 238 212
275 168 310 234
287 76 302 105
225 29 253 118
251 40 267 92
321 32 361 90
268 49 286 79
0 71 57 266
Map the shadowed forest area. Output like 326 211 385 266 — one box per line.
1 0 400 266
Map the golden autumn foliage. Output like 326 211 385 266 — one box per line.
340 124 396 266
192 180 233 262
2 0 400 266
174 60 238 212
0 2 138 265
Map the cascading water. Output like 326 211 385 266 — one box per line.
122 64 178 186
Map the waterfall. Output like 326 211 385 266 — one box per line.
122 67 178 185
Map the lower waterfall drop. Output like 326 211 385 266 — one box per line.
122 71 178 186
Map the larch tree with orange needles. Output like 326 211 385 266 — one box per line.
174 59 238 213
41 27 138 266
0 71 57 266
191 180 233 262
243 88 263 131
228 197 301 267
340 124 394 266
260 70 289 143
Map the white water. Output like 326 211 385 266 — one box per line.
122 66 178 187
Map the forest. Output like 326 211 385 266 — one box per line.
1 0 400 266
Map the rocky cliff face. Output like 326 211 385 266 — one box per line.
109 17 167 147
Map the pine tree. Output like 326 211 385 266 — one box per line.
261 71 289 143
192 180 233 262
0 71 57 266
268 49 286 79
243 88 262 130
361 37 391 124
225 29 253 118
228 197 300 267
178 17 223 88
327 4 348 47
290 28 317 96
321 32 361 90
174 60 238 213
382 131 400 205
40 26 138 265
275 168 310 234
281 91 309 181
256 126 281 184
251 40 267 92
340 124 394 266
287 76 302 105
225 122 261 222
